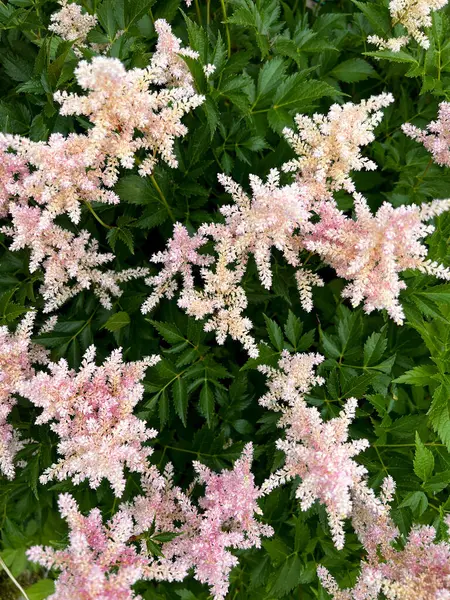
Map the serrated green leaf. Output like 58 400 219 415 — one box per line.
414 431 435 481
199 383 214 426
173 377 188 426
394 365 438 385
331 58 377 82
103 311 130 332
150 321 185 344
264 314 284 351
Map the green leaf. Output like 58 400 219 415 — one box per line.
199 383 214 426
284 310 303 348
272 77 337 112
264 314 284 351
341 372 375 399
173 377 188 426
103 311 130 332
331 58 377 82
428 383 450 449
320 330 341 359
150 321 185 344
364 330 387 366
203 96 220 137
399 491 428 517
352 0 391 34
26 580 55 600
256 56 286 100
414 431 434 482
270 554 303 596
115 175 157 205
364 50 418 64
394 365 438 385
159 388 169 428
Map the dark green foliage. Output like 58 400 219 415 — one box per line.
2 0 450 598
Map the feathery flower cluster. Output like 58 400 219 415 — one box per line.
18 347 160 496
5 133 120 225
49 0 97 53
319 513 450 599
147 443 273 599
3 202 146 312
368 0 448 51
28 445 272 600
282 94 394 194
0 135 29 219
403 102 450 167
305 193 450 324
0 314 46 479
259 351 372 549
0 21 202 312
142 95 450 353
144 169 316 356
55 28 203 178
27 493 147 600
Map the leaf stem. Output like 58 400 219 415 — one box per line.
220 0 232 59
85 201 114 229
195 0 202 25
374 443 446 448
0 556 31 600
150 175 175 222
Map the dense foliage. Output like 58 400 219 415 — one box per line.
2 0 450 598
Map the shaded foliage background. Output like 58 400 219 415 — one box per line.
2 0 450 598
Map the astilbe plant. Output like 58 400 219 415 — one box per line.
281 93 395 195
0 313 47 479
18 347 160 496
368 0 449 51
27 493 149 600
143 169 317 357
403 101 450 167
0 19 203 313
319 502 450 599
28 444 273 600
259 351 373 549
304 193 450 323
144 94 450 353
49 0 97 53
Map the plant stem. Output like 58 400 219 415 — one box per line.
85 201 114 229
0 556 31 600
150 175 175 222
220 0 232 59
195 0 203 25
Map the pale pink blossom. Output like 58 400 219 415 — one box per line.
305 193 450 324
152 19 199 88
27 493 147 600
319 522 450 600
142 222 214 314
3 204 146 313
0 313 46 479
144 444 273 599
403 102 450 167
18 347 160 496
259 351 373 549
368 0 448 51
28 447 272 600
282 94 394 195
7 133 119 224
0 134 29 218
143 170 318 356
55 22 203 178
49 0 97 48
